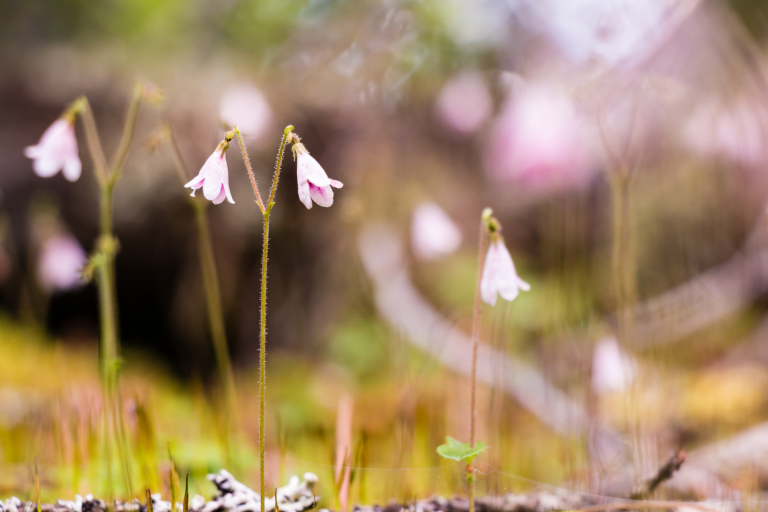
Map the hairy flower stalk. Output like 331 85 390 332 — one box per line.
232 126 341 512
78 84 145 498
166 125 240 467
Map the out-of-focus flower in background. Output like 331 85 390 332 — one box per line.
219 83 273 142
410 202 462 261
591 336 637 395
486 85 597 193
296 151 343 209
24 119 82 182
185 148 235 205
518 0 670 65
434 73 492 135
683 97 768 168
36 233 87 293
480 239 530 306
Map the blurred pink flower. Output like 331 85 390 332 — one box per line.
411 202 462 260
591 336 636 395
24 119 82 182
684 99 768 168
296 152 343 209
480 239 530 306
185 148 235 205
486 86 595 193
37 234 87 293
435 73 492 134
220 83 272 141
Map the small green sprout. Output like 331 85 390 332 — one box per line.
436 436 487 465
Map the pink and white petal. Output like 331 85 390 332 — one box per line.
185 174 205 190
497 278 520 302
298 180 313 209
212 186 227 205
299 154 332 187
62 157 82 182
222 179 235 204
202 171 223 201
329 179 344 188
480 276 498 306
24 145 42 159
309 183 334 207
33 156 62 178
517 277 531 291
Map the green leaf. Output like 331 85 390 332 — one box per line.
436 437 487 463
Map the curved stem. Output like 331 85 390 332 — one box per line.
110 84 144 174
259 126 293 512
235 128 265 213
79 99 109 185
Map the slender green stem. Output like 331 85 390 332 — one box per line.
469 219 488 450
79 99 109 186
110 84 144 173
168 126 239 448
255 126 294 512
193 202 239 446
80 87 144 499
468 216 488 512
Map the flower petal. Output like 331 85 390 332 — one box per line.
62 157 82 182
212 186 227 205
309 183 334 207
185 174 205 190
298 179 313 209
298 153 331 187
329 179 344 188
33 156 62 178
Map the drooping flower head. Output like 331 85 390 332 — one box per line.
411 202 462 261
290 133 343 209
185 133 235 205
37 233 88 293
480 209 530 306
25 113 82 182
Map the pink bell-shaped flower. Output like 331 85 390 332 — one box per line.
296 151 343 209
185 147 235 205
480 239 530 306
37 234 88 293
24 119 82 182
411 202 462 260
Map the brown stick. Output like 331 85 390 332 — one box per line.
628 449 687 500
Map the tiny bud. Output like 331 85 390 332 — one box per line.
481 208 493 223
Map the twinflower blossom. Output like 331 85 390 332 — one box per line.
486 86 595 194
480 239 530 306
37 234 87 292
24 119 82 182
185 144 235 205
293 142 343 209
591 336 637 395
411 202 462 260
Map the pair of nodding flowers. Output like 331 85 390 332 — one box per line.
184 131 343 208
480 208 530 307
